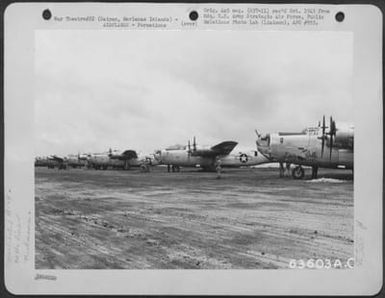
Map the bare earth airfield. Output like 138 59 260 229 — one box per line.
35 167 353 269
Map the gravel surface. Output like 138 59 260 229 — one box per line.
35 166 354 269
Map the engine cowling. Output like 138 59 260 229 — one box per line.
332 123 354 149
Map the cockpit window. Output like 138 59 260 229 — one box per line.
254 151 258 157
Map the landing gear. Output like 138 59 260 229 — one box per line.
167 165 180 172
292 166 305 179
279 162 291 178
285 163 291 176
171 165 180 172
279 162 284 178
311 165 319 179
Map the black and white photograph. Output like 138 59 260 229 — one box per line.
34 28 355 270
4 2 382 295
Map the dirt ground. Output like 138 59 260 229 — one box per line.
35 166 354 269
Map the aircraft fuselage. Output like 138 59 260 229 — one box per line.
257 124 353 169
157 148 269 170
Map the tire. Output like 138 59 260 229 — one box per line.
292 166 305 179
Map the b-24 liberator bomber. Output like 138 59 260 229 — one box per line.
256 116 354 179
155 137 269 172
36 153 89 169
87 148 158 171
35 156 58 168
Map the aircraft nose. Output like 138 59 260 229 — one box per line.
154 150 162 161
256 138 271 156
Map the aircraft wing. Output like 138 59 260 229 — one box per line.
192 141 238 157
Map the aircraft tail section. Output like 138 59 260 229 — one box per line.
121 150 138 160
109 150 138 160
210 141 238 156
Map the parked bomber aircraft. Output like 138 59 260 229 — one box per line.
155 137 269 172
67 153 88 168
256 116 354 179
35 153 88 169
46 155 68 169
87 148 158 171
35 156 58 168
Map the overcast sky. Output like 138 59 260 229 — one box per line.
35 30 353 156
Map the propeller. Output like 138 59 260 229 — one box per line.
193 136 197 152
321 115 326 158
255 129 263 146
329 116 336 160
187 140 191 153
319 115 336 160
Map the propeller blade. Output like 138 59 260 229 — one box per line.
193 136 196 151
321 115 325 158
329 116 334 160
329 135 333 159
331 119 336 135
322 115 326 134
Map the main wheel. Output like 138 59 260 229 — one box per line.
292 166 305 179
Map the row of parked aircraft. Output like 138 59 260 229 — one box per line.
35 116 354 179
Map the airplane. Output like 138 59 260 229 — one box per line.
155 137 269 172
67 153 88 168
35 153 89 169
87 148 138 170
256 116 354 179
46 155 68 169
35 156 56 168
87 148 158 171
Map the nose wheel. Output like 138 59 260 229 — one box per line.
292 166 305 179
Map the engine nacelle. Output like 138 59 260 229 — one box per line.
333 123 354 149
